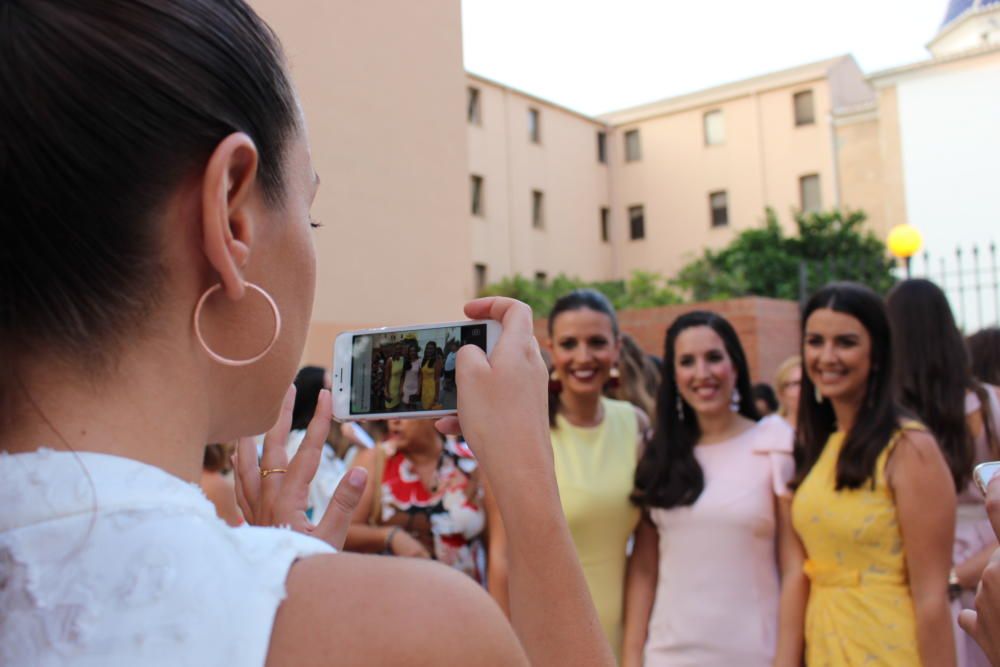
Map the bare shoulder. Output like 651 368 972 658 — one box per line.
887 427 952 489
267 553 528 667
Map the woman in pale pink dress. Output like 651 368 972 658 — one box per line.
623 311 800 667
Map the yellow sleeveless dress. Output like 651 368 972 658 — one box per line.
551 397 640 661
791 423 925 666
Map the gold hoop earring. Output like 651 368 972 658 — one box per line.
193 281 281 367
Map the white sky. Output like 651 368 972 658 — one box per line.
461 0 948 116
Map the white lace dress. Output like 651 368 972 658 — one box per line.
0 449 334 666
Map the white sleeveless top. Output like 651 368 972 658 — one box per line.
0 449 334 667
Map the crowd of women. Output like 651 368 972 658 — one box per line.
6 2 1000 666
367 338 460 412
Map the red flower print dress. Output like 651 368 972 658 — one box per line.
377 439 487 584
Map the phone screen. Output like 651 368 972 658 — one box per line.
349 323 487 416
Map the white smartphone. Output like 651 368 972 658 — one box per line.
974 461 1000 495
332 319 501 421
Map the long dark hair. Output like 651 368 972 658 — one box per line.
546 289 620 427
632 311 758 509
969 328 1000 386
291 366 326 431
886 279 974 490
1 1 296 423
794 282 901 490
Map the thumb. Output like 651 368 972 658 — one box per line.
315 467 368 551
959 608 980 640
455 341 490 389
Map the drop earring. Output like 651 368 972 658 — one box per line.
548 370 563 394
676 394 685 421
814 385 823 403
731 388 741 412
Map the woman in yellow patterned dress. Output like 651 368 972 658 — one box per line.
775 282 957 667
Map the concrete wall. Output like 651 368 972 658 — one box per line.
466 76 615 284
252 0 472 366
835 111 888 236
534 297 801 385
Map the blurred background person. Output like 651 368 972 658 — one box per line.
200 443 243 526
345 419 504 598
420 340 443 410
401 341 422 410
624 311 796 667
774 356 803 430
607 333 661 424
784 282 956 666
888 279 1000 667
528 289 649 660
439 340 460 408
752 382 779 418
370 346 386 411
969 327 1000 386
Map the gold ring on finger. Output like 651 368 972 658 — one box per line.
260 467 288 479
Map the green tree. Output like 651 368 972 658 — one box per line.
674 208 895 302
479 270 681 316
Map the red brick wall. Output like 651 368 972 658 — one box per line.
534 297 801 386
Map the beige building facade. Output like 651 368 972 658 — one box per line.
253 0 474 365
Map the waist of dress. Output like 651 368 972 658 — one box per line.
803 560 906 588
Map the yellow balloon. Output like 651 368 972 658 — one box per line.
887 224 923 259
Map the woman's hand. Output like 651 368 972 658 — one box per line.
960 475 1000 665
435 297 551 484
389 529 432 559
234 385 368 551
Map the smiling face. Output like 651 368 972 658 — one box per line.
673 325 737 418
386 418 439 452
549 307 620 397
803 307 872 405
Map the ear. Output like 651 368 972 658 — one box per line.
200 132 261 300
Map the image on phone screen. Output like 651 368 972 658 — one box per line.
349 323 487 416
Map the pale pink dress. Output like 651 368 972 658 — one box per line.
953 384 1000 667
644 415 794 667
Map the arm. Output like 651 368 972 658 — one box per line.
439 297 615 667
773 495 808 667
201 472 244 527
889 430 958 667
270 553 530 666
959 475 1000 664
484 481 511 616
622 514 658 667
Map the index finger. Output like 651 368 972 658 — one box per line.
462 297 534 339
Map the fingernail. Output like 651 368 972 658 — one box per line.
347 467 367 490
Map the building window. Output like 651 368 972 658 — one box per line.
624 129 641 162
535 271 547 284
628 205 645 240
474 264 488 293
799 174 821 212
467 87 481 125
704 110 725 146
528 107 541 143
470 175 484 216
709 191 729 227
597 131 607 163
532 190 545 229
600 207 610 242
794 90 815 126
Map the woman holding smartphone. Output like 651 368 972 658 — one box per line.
779 282 957 666
887 279 1000 667
622 311 797 667
0 2 612 665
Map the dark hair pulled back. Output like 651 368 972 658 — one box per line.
631 310 758 509
547 289 619 427
1 0 298 418
794 282 901 490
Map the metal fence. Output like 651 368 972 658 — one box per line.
798 242 999 333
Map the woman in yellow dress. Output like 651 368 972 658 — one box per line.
776 282 957 666
383 343 406 410
419 341 442 410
